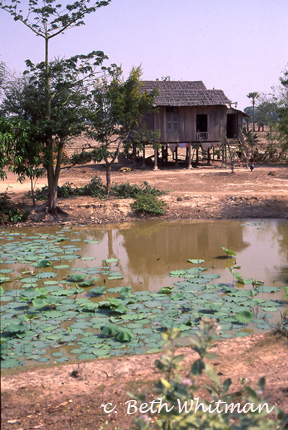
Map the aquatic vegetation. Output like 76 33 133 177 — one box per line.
0 228 287 369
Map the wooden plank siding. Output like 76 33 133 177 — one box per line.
152 105 238 143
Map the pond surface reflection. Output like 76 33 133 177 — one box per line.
81 218 288 294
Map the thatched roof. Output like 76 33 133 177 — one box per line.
141 80 232 107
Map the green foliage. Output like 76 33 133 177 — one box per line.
29 179 166 211
100 323 133 342
131 194 167 216
85 65 158 192
112 181 165 199
222 246 236 257
278 69 288 154
77 176 107 198
273 312 288 338
242 128 259 150
132 319 288 430
0 193 29 224
70 150 93 166
0 0 110 211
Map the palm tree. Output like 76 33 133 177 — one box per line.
247 92 259 131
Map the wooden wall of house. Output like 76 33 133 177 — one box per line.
152 105 242 143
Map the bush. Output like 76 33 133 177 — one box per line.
28 178 166 204
274 312 288 338
131 194 167 216
112 181 165 199
129 318 288 430
0 193 29 224
29 183 76 200
132 319 288 430
76 177 107 198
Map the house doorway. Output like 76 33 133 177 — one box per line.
227 114 238 138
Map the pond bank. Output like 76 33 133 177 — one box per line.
1 164 287 226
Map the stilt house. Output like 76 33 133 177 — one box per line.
138 80 246 169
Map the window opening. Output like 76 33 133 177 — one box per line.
166 107 178 131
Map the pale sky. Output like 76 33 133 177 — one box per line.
0 0 287 110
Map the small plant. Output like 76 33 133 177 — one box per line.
273 312 288 338
77 176 107 198
131 319 288 429
0 192 29 224
222 246 236 257
131 194 167 216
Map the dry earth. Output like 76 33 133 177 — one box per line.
1 161 288 225
1 161 288 430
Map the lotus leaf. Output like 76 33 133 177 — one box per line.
37 272 58 279
1 358 23 368
0 276 11 284
37 260 52 268
169 270 187 277
114 327 133 342
105 258 119 264
188 259 205 264
235 310 254 323
159 286 174 294
66 274 87 282
89 286 105 295
119 286 134 298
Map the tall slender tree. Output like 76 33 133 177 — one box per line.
0 0 111 213
247 92 259 132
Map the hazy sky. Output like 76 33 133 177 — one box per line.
0 0 287 109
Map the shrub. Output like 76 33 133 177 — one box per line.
274 311 288 338
131 194 167 216
112 181 165 199
132 319 288 430
76 177 107 198
27 178 167 207
0 193 29 224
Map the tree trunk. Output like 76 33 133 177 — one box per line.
30 177 36 208
106 163 111 194
48 178 58 212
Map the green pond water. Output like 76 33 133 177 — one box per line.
1 219 287 370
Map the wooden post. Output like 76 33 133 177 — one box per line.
188 143 192 169
142 144 146 167
221 142 225 167
132 143 136 166
154 147 158 171
207 147 211 165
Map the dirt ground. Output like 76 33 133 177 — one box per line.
1 161 288 429
1 161 288 225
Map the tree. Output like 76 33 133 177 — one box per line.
1 54 106 207
0 0 111 213
0 61 7 103
247 92 259 131
85 66 158 193
277 68 288 153
0 116 43 205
